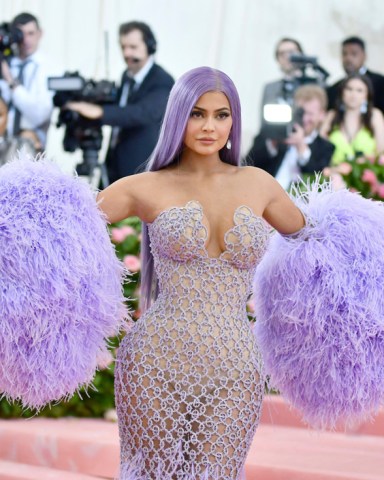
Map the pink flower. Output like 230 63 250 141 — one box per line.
376 184 384 199
97 349 114 369
111 226 136 243
247 299 255 313
349 187 358 193
104 409 118 422
133 309 141 319
356 157 366 164
124 255 141 272
336 162 352 175
378 155 384 166
322 167 332 177
330 173 346 190
361 169 377 185
365 154 376 164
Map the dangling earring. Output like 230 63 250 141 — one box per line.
360 101 368 114
226 139 232 150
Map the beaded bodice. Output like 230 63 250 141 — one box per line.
148 200 271 303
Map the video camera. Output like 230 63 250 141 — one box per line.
0 22 23 58
261 53 329 141
48 72 118 177
262 104 305 141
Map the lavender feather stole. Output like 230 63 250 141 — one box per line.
0 155 128 410
253 181 384 429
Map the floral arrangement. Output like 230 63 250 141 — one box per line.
322 154 384 201
0 217 142 419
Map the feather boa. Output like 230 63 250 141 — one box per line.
253 180 384 429
0 154 128 410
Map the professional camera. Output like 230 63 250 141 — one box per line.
289 54 330 85
0 22 23 56
48 72 118 182
262 104 305 141
261 53 329 140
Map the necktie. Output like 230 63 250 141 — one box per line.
13 60 30 136
110 76 136 149
127 77 136 100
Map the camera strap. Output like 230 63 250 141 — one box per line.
13 59 31 135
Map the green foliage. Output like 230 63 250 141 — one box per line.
0 218 142 419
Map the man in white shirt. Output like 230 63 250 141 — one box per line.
0 12 53 149
246 84 334 189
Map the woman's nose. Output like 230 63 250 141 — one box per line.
202 116 214 131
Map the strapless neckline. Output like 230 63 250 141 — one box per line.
147 200 271 261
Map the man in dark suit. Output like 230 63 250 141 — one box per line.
67 21 174 183
260 38 304 115
246 84 334 190
327 36 384 114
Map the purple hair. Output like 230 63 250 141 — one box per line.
140 66 242 311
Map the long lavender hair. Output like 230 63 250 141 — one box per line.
140 66 242 311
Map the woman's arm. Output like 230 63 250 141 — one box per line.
96 173 150 224
263 184 305 234
371 108 384 154
247 168 305 234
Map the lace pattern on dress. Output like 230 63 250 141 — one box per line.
115 201 272 479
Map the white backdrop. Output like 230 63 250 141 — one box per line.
1 0 384 170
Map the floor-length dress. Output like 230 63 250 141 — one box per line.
115 200 271 479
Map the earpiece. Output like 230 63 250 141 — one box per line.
141 24 157 55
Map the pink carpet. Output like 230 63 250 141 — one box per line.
0 396 383 479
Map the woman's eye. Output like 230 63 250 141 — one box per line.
190 111 202 118
218 112 230 119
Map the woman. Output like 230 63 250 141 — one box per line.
98 67 304 479
2 67 384 479
320 73 384 165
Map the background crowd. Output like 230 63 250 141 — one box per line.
1 8 384 192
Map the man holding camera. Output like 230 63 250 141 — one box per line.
0 12 53 150
246 84 334 190
261 37 304 113
67 21 174 183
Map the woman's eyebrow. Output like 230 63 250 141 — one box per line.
192 106 231 112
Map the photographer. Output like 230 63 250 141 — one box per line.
66 21 174 182
260 37 304 114
0 12 53 149
246 84 334 190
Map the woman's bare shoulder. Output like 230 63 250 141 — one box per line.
372 107 384 121
115 170 166 190
239 165 277 186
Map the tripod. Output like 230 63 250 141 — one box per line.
76 147 109 189
63 121 110 189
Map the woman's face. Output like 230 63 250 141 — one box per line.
183 91 232 157
342 78 368 110
0 100 8 137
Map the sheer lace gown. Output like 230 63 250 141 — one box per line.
115 201 271 479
